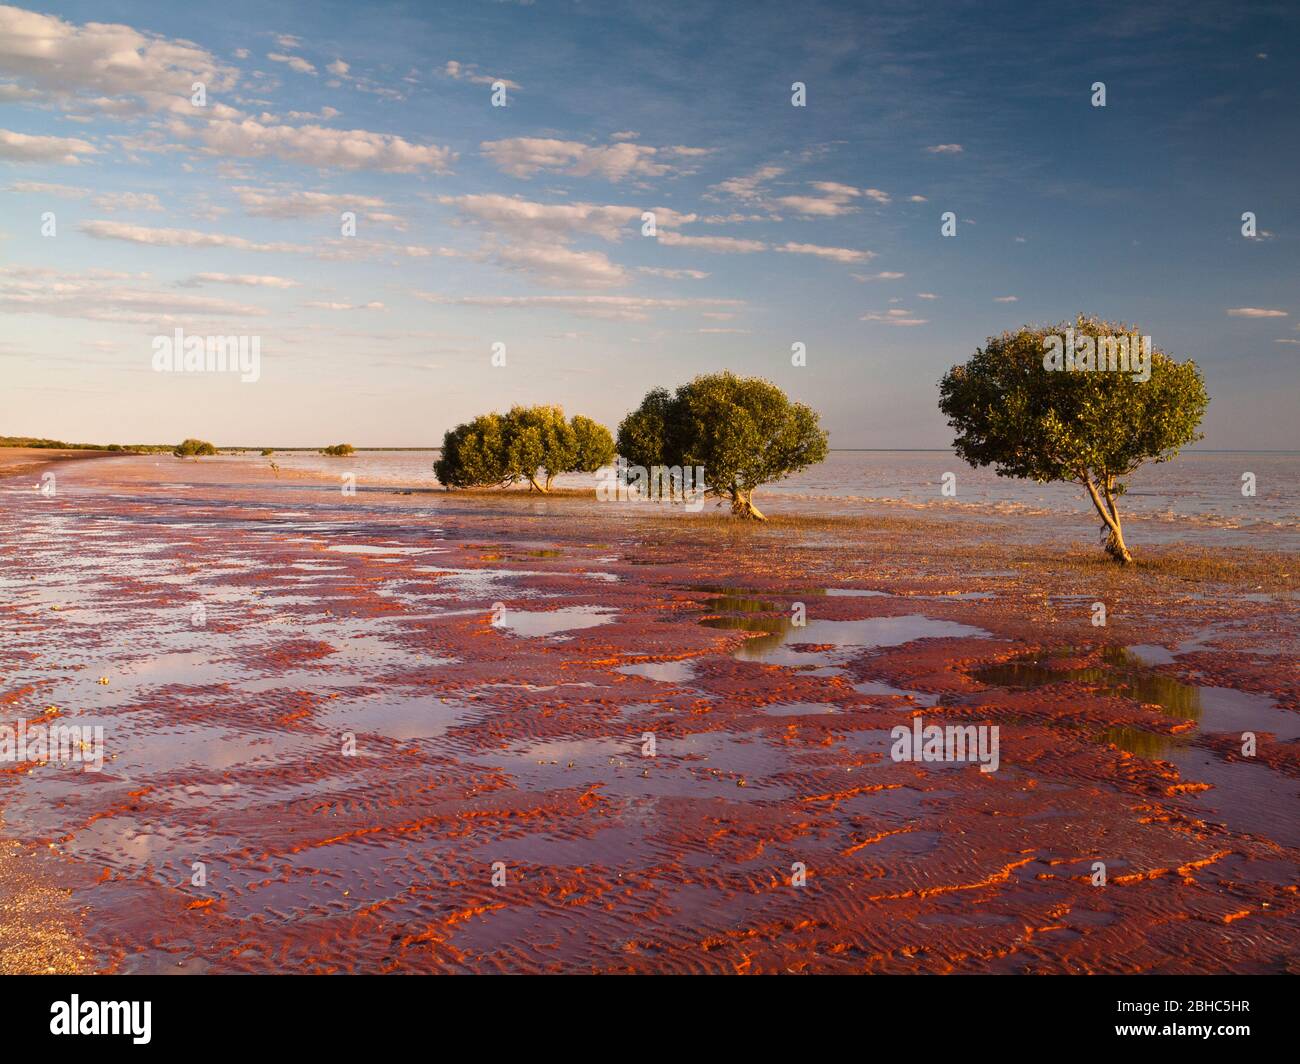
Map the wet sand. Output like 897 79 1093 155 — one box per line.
1 455 1296 973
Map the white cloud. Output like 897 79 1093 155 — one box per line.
639 266 710 280
853 271 905 281
305 300 386 311
0 128 96 164
233 185 388 218
327 59 350 77
93 191 164 213
776 241 874 263
709 164 785 202
0 6 238 107
1226 307 1287 318
181 272 300 288
180 118 455 173
442 60 519 90
439 193 642 242
6 180 89 197
81 219 310 254
0 82 41 101
993 295 1018 303
482 242 628 288
658 231 766 253
861 309 928 326
481 137 705 182
0 265 266 323
926 144 963 154
267 52 317 76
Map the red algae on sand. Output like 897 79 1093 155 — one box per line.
0 455 1297 974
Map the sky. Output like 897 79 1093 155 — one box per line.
1 0 1297 449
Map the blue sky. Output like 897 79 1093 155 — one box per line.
1 0 1297 448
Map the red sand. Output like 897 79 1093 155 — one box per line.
0 456 1296 973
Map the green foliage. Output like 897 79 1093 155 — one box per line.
617 372 829 518
434 407 615 491
174 438 217 457
435 413 509 488
569 414 617 473
321 443 355 456
938 315 1209 561
614 387 672 472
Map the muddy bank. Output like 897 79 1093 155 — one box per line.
0 448 128 480
0 456 1296 974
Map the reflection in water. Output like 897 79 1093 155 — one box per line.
975 646 1202 721
973 647 1201 757
702 595 778 613
699 614 792 659
701 610 989 666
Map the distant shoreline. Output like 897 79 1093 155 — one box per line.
0 448 131 479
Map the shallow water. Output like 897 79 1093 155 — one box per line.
204 448 1300 544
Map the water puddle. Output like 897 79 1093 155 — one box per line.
703 613 990 666
326 544 437 556
972 646 1300 846
617 660 696 684
853 680 941 707
493 606 616 638
760 702 839 716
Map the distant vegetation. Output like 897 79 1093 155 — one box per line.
1 436 114 450
321 443 355 456
174 439 218 457
939 316 1208 564
435 406 615 493
261 448 274 456
618 372 829 520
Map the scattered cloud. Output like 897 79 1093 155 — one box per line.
180 118 456 173
81 219 309 254
776 241 874 263
1226 307 1287 318
0 5 238 108
267 52 317 75
234 185 388 218
0 265 266 324
442 60 518 90
415 293 744 323
180 272 300 288
0 128 96 164
709 164 784 202
861 309 928 325
481 137 706 182
639 266 710 280
658 231 767 254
